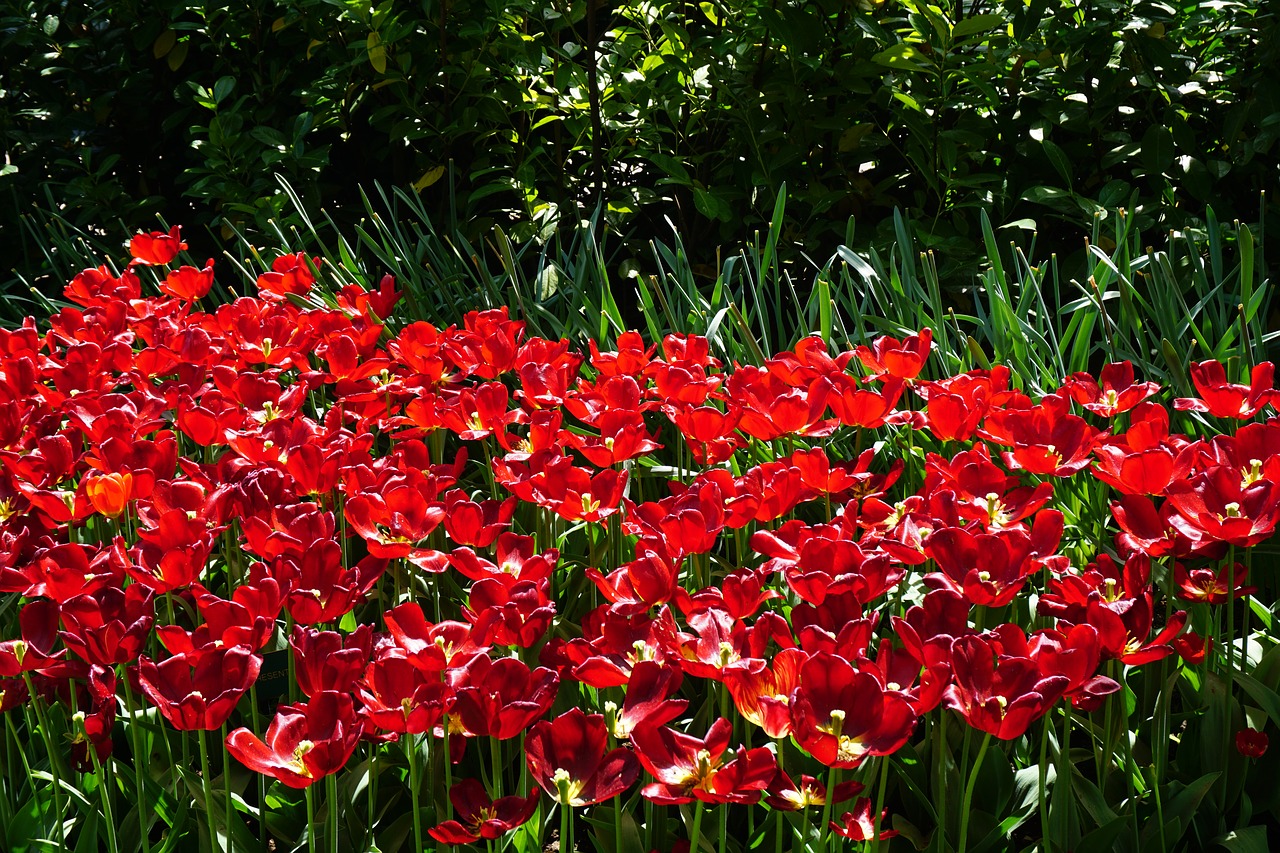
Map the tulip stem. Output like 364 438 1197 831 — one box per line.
326 770 339 853
614 795 623 852
934 713 946 852
21 676 66 850
1221 545 1237 811
88 740 120 853
443 716 454 822
819 768 838 853
305 783 317 853
1038 718 1050 851
198 728 219 853
121 677 153 853
871 755 890 853
689 799 705 853
560 801 572 853
222 724 235 847
490 735 503 799
408 734 423 853
958 733 991 853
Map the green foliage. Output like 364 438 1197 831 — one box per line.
2 0 1277 298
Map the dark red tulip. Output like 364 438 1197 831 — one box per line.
225 691 361 788
136 646 262 730
428 778 540 844
525 709 641 805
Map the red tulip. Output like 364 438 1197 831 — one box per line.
632 718 775 805
1059 361 1159 417
356 653 451 735
428 778 540 844
1174 361 1276 419
291 624 374 697
225 691 362 788
0 599 63 675
59 584 155 666
790 652 917 768
129 226 187 266
765 769 864 811
853 328 932 381
160 260 216 301
449 654 558 740
607 660 687 740
525 709 641 805
829 798 900 842
136 646 262 730
945 635 1067 739
1236 727 1268 758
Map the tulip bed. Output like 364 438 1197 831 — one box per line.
0 226 1277 853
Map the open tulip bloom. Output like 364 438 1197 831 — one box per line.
2 229 1279 853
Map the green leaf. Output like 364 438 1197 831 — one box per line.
1141 125 1175 174
1078 816 1129 851
1234 672 1280 727
951 13 1005 40
1215 826 1271 853
872 43 934 71
1022 186 1072 205
212 76 235 105
368 31 387 74
692 187 731 222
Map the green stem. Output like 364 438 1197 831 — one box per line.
121 677 153 853
958 733 992 853
198 728 219 853
614 794 623 853
561 802 571 853
443 715 454 822
689 799 706 853
408 734 423 853
21 675 66 850
935 714 947 853
326 770 339 853
90 741 120 853
223 724 234 847
306 783 318 853
819 767 839 853
1038 718 1051 852
871 755 890 853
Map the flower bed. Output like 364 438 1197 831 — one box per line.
0 227 1276 852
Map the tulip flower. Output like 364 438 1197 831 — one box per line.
449 654 558 740
1236 728 1268 758
607 660 687 739
428 778 540 844
356 653 451 735
290 624 373 696
129 226 186 266
59 584 155 666
790 652 918 768
0 599 63 675
1174 360 1276 419
632 718 775 805
525 709 641 805
945 635 1068 739
829 798 900 842
1059 361 1160 417
225 691 362 787
765 769 864 811
136 646 262 730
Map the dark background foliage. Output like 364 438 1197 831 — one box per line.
2 0 1277 309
